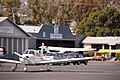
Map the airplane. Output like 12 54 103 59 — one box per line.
39 46 96 65
39 46 96 53
0 44 95 72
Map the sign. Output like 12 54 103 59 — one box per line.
0 27 13 33
50 34 62 39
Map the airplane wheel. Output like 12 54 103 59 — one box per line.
11 64 17 71
77 62 80 65
24 65 28 72
84 62 87 65
11 66 17 71
24 67 28 72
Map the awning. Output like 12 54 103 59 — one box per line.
97 49 120 53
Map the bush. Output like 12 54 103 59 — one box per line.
116 53 120 61
84 51 94 57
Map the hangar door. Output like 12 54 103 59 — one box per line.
0 37 28 59
36 39 75 49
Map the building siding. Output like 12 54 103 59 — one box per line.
0 17 30 60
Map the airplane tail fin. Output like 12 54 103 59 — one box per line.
14 52 23 58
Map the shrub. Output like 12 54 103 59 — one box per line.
116 53 120 61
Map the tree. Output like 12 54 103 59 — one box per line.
28 0 70 25
1 0 20 24
26 0 118 25
71 0 102 21
0 0 4 4
76 7 120 36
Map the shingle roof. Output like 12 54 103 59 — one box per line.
31 24 75 40
19 24 86 41
82 37 120 45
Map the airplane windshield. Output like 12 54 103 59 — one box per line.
23 51 28 54
29 51 35 55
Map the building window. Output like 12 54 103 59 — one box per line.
43 32 46 37
54 25 59 34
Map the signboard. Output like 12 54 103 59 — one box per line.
50 34 62 39
0 27 13 33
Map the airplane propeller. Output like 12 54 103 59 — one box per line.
14 52 29 61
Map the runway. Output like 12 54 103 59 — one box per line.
0 61 120 80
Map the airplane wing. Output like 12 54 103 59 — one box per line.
47 46 95 53
0 58 21 64
28 57 93 65
0 52 22 64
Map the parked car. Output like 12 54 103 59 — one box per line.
52 52 88 65
66 52 88 65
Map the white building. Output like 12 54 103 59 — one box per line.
82 37 120 50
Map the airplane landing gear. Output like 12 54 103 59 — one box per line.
11 64 17 71
46 64 52 71
24 65 28 72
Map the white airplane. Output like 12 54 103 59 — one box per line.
0 45 95 72
39 46 96 53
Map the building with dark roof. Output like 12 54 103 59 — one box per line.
20 24 86 49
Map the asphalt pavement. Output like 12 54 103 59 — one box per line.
0 61 120 80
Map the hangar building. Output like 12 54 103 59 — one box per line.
20 24 86 49
0 17 30 59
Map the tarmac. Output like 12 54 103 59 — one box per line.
0 61 120 80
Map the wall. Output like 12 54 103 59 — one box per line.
0 19 29 60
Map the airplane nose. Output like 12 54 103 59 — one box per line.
22 56 29 60
20 56 29 64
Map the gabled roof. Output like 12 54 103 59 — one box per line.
0 17 30 37
82 37 120 45
31 24 75 40
20 24 78 40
